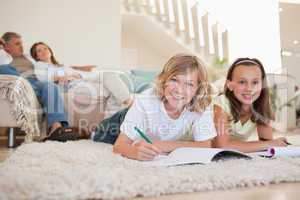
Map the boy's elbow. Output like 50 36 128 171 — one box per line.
112 143 120 154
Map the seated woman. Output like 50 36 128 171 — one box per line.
30 42 133 118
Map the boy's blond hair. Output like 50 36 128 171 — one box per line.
155 53 212 112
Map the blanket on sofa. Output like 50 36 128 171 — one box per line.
0 75 40 139
0 140 300 200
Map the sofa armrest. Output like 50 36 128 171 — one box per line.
0 74 42 140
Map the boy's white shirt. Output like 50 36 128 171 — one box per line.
120 88 217 142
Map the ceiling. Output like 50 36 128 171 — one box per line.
279 2 300 57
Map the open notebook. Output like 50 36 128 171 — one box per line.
144 146 300 167
144 147 251 166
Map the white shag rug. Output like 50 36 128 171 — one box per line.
0 140 300 200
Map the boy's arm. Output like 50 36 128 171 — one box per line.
113 133 161 161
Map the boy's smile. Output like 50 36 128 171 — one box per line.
163 71 198 116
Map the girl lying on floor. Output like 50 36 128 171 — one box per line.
213 58 289 152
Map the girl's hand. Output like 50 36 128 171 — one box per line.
133 140 162 161
267 137 288 147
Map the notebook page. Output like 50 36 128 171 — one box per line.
144 148 225 166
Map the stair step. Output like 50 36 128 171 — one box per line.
122 0 229 64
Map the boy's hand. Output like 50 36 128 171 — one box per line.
133 140 162 161
152 140 174 153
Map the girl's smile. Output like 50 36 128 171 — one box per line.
228 65 262 106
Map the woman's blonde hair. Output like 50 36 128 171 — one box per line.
155 53 212 112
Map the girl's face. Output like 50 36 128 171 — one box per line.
163 70 199 112
35 44 52 62
228 65 263 106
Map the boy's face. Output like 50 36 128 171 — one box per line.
227 65 262 106
4 36 24 57
163 70 198 112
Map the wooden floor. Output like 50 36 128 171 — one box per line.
0 131 300 200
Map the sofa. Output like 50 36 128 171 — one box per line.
0 67 161 147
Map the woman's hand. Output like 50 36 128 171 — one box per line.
57 76 69 85
57 74 81 84
69 73 81 80
132 140 162 161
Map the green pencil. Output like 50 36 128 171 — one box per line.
134 126 153 144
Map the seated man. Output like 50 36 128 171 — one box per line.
0 32 78 138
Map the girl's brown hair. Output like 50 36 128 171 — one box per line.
224 57 273 125
30 42 60 66
155 53 212 112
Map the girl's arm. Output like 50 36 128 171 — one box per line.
257 123 273 140
113 134 162 161
152 140 212 153
213 105 288 153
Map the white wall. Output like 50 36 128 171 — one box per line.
0 0 121 67
122 15 192 69
194 0 282 73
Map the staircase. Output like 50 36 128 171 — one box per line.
122 0 229 65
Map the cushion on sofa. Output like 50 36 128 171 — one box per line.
119 69 159 93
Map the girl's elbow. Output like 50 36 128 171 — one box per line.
205 140 212 147
196 140 212 147
214 142 227 148
212 137 228 148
